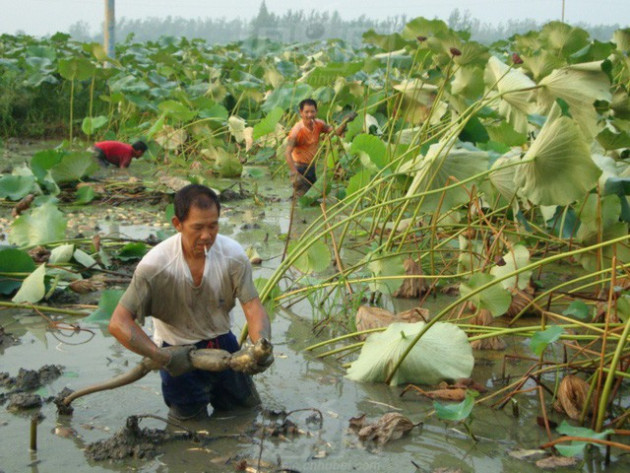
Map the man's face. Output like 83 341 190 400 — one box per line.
299 104 317 125
172 204 219 258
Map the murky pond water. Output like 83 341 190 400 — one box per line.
1 143 629 473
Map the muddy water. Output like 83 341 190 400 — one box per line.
1 147 629 472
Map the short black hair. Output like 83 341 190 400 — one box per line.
174 184 221 221
299 98 317 111
132 141 148 152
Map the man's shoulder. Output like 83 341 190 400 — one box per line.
136 233 180 271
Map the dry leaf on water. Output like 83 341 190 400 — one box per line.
355 305 429 338
355 412 416 446
12 194 34 218
469 308 506 350
393 257 426 298
69 275 107 294
506 285 541 318
553 374 590 420
535 456 577 469
28 246 50 263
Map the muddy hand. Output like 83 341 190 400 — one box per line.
161 345 195 377
229 338 274 375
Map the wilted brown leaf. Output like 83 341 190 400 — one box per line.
506 285 541 318
355 305 429 338
553 375 590 420
393 257 426 298
535 456 577 469
469 308 506 350
348 413 366 431
12 194 34 218
356 412 416 446
28 246 50 263
69 275 107 294
92 234 101 252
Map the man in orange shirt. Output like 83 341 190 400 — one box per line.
285 99 356 195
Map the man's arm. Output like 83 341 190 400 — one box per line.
109 303 170 365
328 112 358 136
284 138 298 175
241 297 271 343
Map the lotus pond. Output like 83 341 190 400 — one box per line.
2 16 630 473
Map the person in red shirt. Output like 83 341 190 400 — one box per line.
93 140 148 168
285 99 356 195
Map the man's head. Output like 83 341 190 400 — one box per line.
298 98 318 125
173 185 221 258
132 141 148 158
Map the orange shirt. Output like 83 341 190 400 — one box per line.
288 119 331 165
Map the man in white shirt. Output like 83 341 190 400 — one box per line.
109 184 272 420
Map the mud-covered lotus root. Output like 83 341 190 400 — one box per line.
188 348 231 371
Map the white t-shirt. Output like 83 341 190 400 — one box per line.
119 233 259 346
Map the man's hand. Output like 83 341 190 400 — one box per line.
229 339 274 375
160 345 195 377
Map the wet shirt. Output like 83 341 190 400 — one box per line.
288 119 331 165
119 233 259 346
94 141 135 168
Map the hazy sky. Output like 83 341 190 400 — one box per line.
1 0 629 36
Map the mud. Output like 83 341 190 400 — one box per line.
1 365 63 391
0 326 19 348
6 392 42 410
84 416 173 461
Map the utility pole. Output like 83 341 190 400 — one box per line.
104 0 115 58
562 0 565 22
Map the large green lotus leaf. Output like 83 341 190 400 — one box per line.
12 264 46 304
9 202 67 247
404 142 488 213
597 127 630 150
84 289 124 324
0 175 37 201
367 253 404 294
351 134 387 170
579 193 621 229
30 149 63 182
515 104 601 205
490 245 532 290
521 51 565 81
460 273 512 317
73 248 100 269
0 248 36 295
304 61 364 87
393 79 437 104
346 321 474 386
48 244 75 264
214 150 243 178
363 30 409 51
540 22 590 57
577 221 630 272
402 17 450 41
288 240 331 274
485 56 536 134
451 66 484 99
50 152 99 184
158 100 196 122
555 421 615 457
613 28 630 53
253 107 283 141
538 61 612 139
346 169 372 197
117 242 148 262
262 83 312 113
81 115 108 136
58 57 95 81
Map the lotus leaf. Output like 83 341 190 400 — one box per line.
73 248 100 269
613 28 630 53
515 103 601 205
288 240 331 274
154 125 187 150
0 248 36 295
346 321 474 386
117 242 148 262
158 100 196 122
228 116 247 143
363 30 409 51
521 51 565 81
12 264 46 304
563 301 590 320
485 56 536 134
253 107 284 141
81 116 108 136
75 186 96 204
84 289 124 324
48 244 75 264
0 175 37 201
58 57 95 81
451 66 485 99
366 253 404 294
346 169 372 197
530 325 565 356
9 202 67 247
30 149 64 182
50 152 99 184
539 22 590 57
404 141 488 214
460 273 512 317
597 127 630 150
351 134 387 170
490 245 532 291
214 150 243 178
537 61 612 139
434 391 476 422
555 421 614 457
